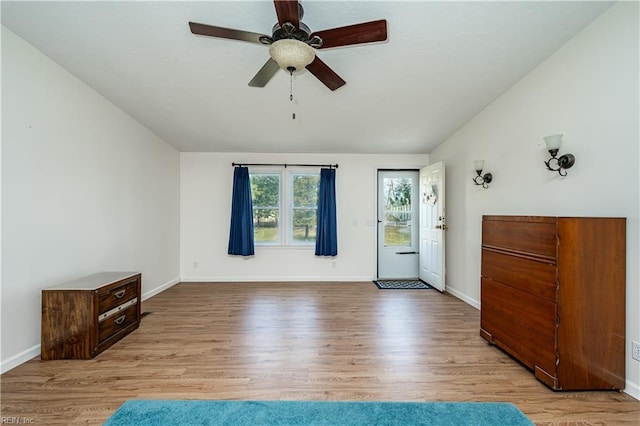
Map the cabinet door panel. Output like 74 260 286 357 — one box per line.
481 278 557 375
481 249 556 302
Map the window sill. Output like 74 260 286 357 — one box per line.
255 244 315 250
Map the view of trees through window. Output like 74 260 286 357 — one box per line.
250 172 319 245
383 177 412 246
292 174 319 243
250 174 280 243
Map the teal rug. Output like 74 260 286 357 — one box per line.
103 400 534 425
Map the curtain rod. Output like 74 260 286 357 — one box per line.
232 162 338 169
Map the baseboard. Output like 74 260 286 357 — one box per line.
142 276 181 300
179 276 374 282
0 344 40 374
3 278 638 401
625 379 640 401
446 286 480 310
0 277 180 374
445 287 640 401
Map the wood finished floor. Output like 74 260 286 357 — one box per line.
1 282 638 425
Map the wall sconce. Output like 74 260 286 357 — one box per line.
472 160 492 189
543 134 575 176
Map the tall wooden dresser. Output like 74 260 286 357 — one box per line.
41 272 142 360
480 216 625 390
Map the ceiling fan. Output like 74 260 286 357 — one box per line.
188 0 388 91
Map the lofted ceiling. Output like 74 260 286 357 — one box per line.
1 1 613 154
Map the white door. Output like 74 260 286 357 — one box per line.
377 170 419 279
419 161 446 292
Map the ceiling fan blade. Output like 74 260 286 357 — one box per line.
305 57 346 91
248 58 281 87
189 22 269 45
311 19 388 49
273 0 299 28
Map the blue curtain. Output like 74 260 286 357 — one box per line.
315 168 337 256
228 166 255 256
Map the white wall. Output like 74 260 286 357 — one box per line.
181 152 428 281
429 3 639 399
1 27 181 372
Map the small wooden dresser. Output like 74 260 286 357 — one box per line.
41 272 142 360
480 216 625 390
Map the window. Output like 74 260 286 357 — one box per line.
250 170 320 246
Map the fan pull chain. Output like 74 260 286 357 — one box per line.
288 67 296 120
288 67 294 102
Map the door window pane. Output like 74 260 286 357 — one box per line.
383 177 412 247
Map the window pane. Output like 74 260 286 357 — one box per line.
251 173 281 244
254 209 279 243
251 174 280 207
383 177 412 208
290 173 319 245
292 209 317 243
384 214 412 246
293 175 319 208
383 177 412 247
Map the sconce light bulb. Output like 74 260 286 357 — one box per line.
543 134 563 151
473 160 485 173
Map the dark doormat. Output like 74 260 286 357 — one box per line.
373 279 433 289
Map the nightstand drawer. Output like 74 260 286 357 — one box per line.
99 280 138 313
98 304 138 343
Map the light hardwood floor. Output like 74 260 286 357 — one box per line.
1 282 638 425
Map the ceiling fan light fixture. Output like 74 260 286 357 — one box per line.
268 39 315 73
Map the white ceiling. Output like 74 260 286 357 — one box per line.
2 1 613 154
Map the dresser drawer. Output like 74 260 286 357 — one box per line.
482 216 557 259
481 249 557 302
98 304 138 343
99 280 138 313
481 278 557 374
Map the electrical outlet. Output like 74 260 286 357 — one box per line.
633 341 640 362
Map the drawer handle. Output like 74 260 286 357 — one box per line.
114 290 126 299
114 315 126 325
